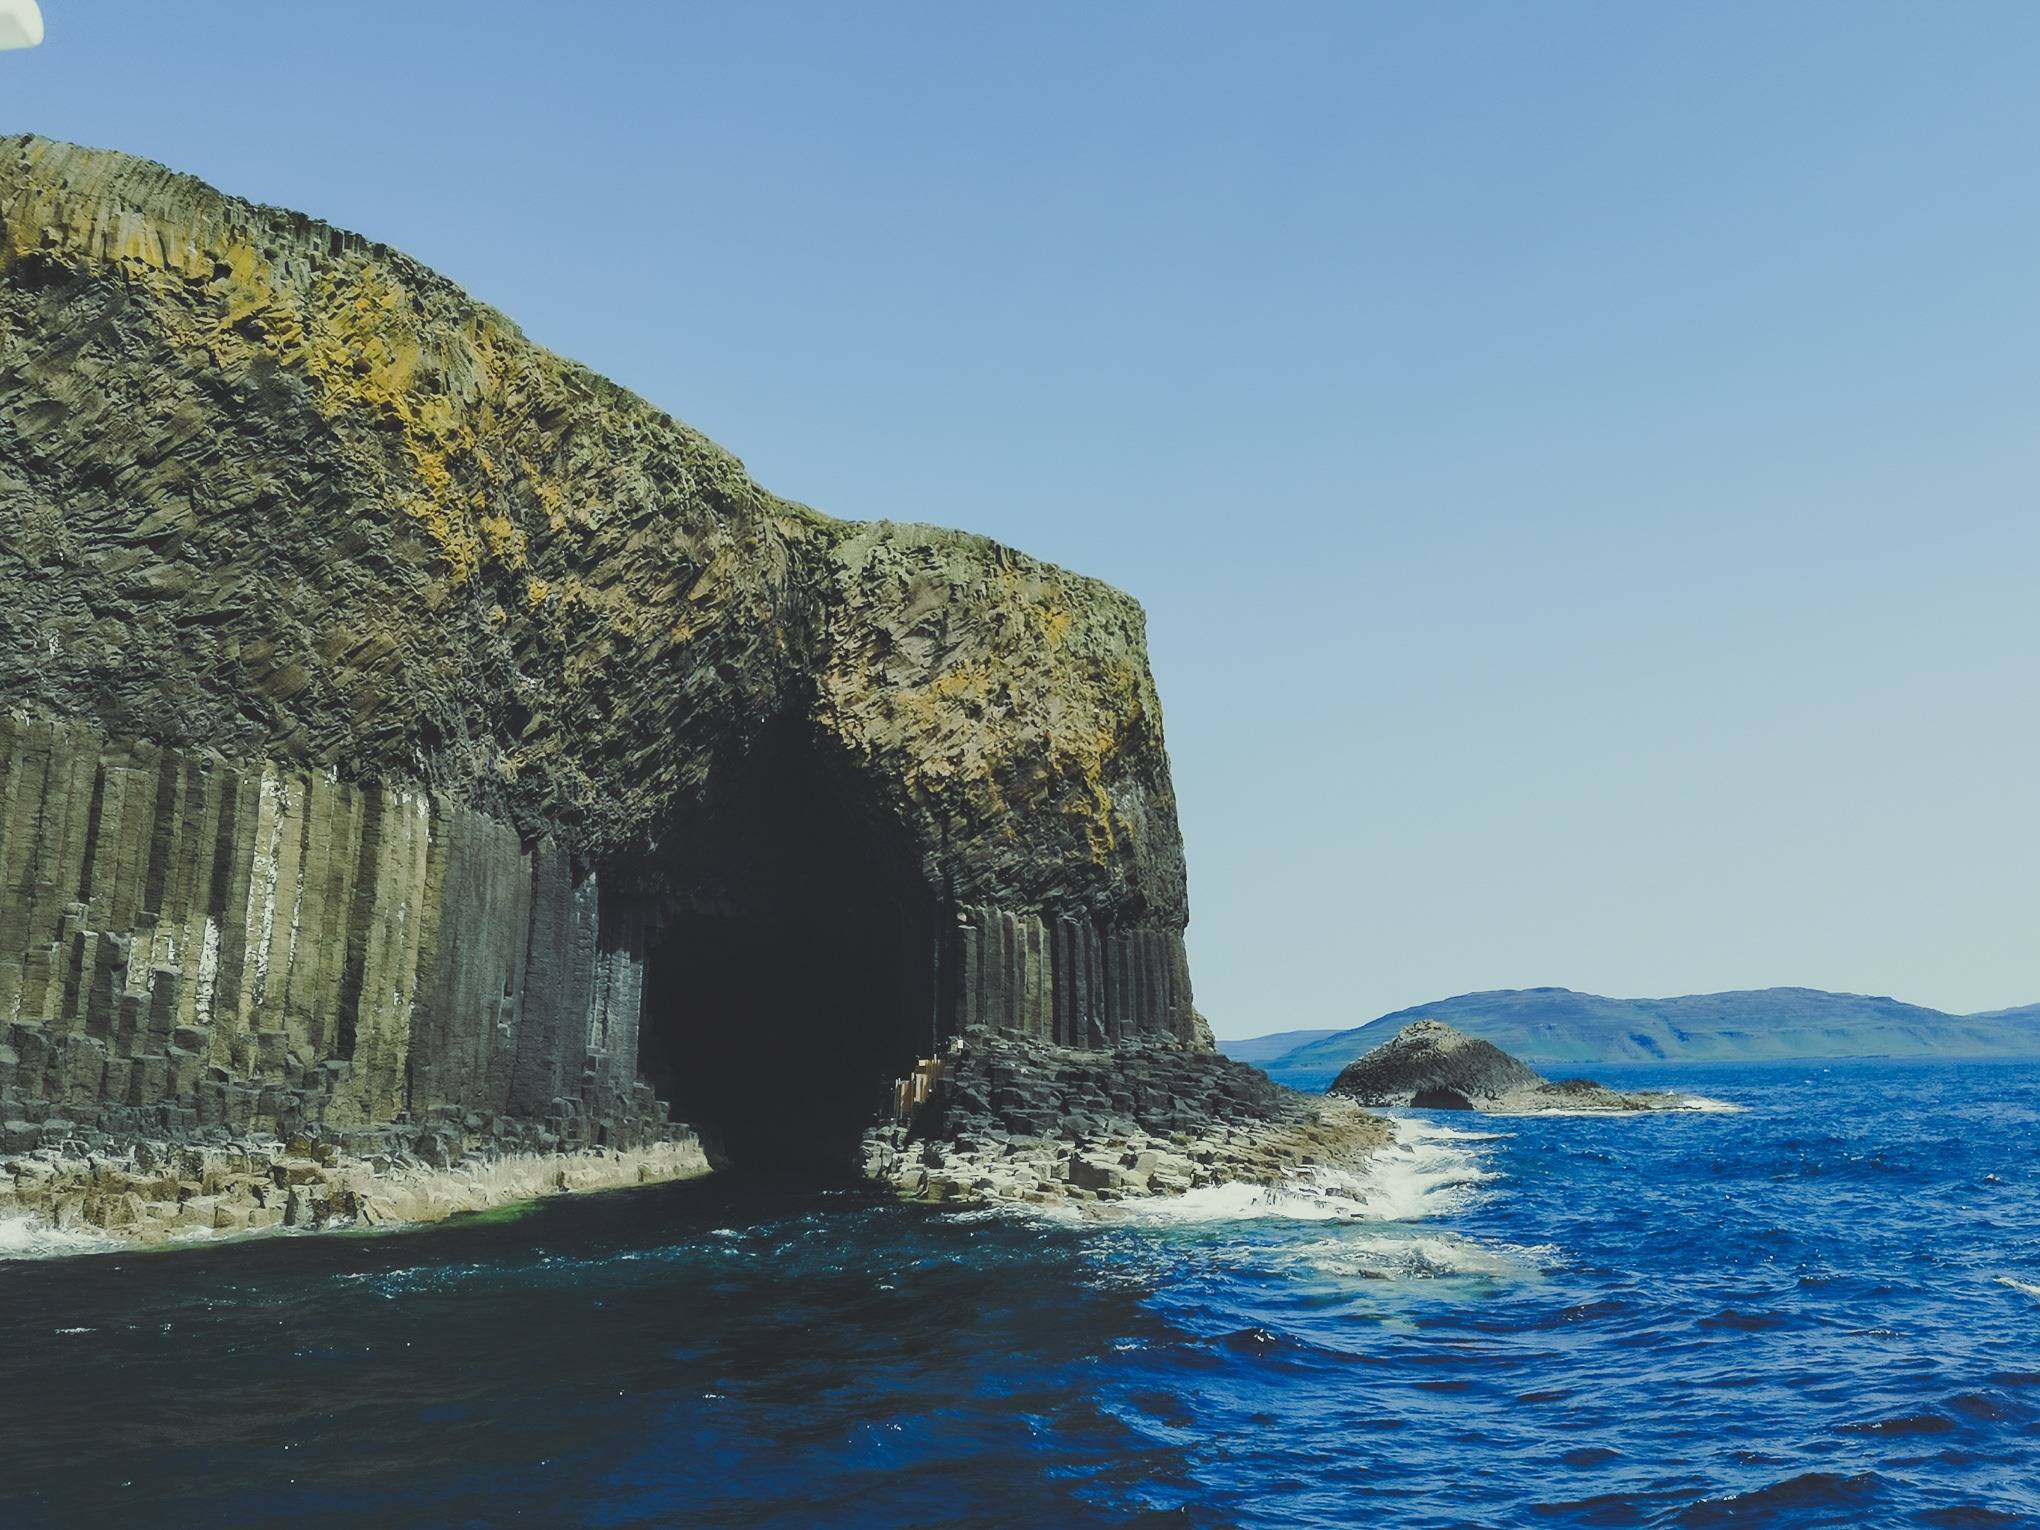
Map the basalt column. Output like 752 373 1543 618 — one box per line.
936 904 1193 1049
0 715 665 1149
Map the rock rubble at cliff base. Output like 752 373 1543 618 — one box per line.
867 1031 1391 1210
2 1128 711 1248
0 1033 1387 1248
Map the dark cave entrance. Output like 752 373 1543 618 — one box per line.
635 718 938 1177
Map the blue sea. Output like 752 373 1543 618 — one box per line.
3 1059 2037 1528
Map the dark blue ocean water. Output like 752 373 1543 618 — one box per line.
3 1059 2037 1528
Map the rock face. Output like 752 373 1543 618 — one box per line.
0 134 1205 1195
1329 1020 1694 1113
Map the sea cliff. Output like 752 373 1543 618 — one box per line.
0 135 1360 1243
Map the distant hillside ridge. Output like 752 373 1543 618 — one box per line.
1216 1028 1341 1063
1220 987 2040 1091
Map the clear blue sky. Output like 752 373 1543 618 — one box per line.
7 3 2037 1034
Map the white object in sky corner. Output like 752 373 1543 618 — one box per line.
0 0 44 50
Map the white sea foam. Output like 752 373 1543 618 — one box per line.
1491 1095 1742 1116
1260 1230 1553 1283
1070 1174 1382 1227
1351 1117 1501 1219
1677 1095 1743 1113
1036 1119 1557 1285
1056 1118 1499 1229
1406 1122 1510 1141
0 1215 120 1261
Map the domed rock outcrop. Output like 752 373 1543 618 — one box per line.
0 134 1202 1194
1329 1020 1696 1113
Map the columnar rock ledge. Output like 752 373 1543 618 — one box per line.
866 1031 1389 1210
2 1131 711 1248
0 134 1328 1244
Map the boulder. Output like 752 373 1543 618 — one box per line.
1329 1020 1543 1105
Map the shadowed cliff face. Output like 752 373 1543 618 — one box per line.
0 135 1199 1166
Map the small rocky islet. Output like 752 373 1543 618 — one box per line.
1327 1019 1699 1113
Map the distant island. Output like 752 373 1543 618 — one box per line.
1222 987 2040 1091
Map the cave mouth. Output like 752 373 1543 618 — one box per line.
634 717 937 1178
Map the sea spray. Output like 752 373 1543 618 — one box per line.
0 1215 120 1261
1030 1117 1502 1228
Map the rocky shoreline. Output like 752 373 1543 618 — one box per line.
865 1030 1390 1211
1 1032 1394 1250
1 1125 711 1250
6 1015 1744 1252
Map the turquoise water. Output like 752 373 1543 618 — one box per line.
2 1059 2037 1527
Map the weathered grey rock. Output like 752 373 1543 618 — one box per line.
1328 1020 1695 1113
870 1029 1391 1210
1329 1020 1544 1105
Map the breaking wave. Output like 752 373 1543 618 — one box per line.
1046 1116 1502 1229
0 1214 120 1261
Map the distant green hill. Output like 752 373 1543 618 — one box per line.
1220 987 2040 1091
